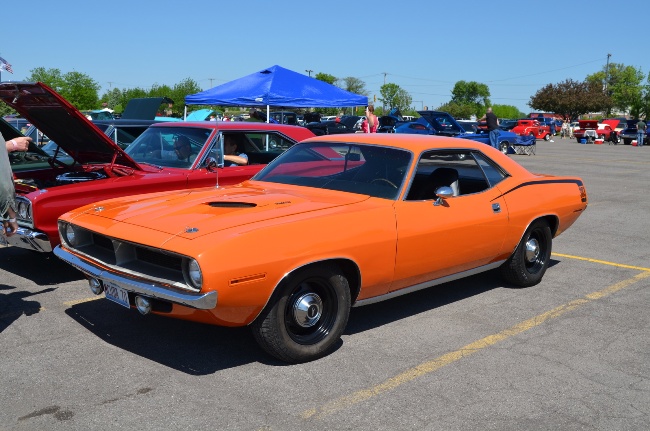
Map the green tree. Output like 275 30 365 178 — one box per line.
314 72 337 85
26 67 65 94
586 63 644 115
450 80 491 116
378 83 412 112
338 77 367 96
60 71 100 110
529 79 611 120
492 104 525 119
435 101 476 119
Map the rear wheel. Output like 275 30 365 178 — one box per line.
500 219 552 287
251 263 351 363
499 141 509 154
544 133 551 141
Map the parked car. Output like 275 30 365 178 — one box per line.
618 119 647 145
457 120 478 133
499 119 518 131
0 82 315 252
53 134 588 363
304 115 362 135
394 111 520 154
269 111 300 125
511 119 552 141
573 120 619 144
602 118 627 132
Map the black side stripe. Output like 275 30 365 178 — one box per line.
491 179 584 202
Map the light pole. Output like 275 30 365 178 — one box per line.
305 69 313 77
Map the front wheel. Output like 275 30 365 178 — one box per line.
500 219 552 287
544 134 551 141
251 263 351 363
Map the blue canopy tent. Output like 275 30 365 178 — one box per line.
184 65 368 120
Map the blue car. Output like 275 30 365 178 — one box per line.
393 111 521 154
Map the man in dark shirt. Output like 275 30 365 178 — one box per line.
636 118 646 147
479 107 500 149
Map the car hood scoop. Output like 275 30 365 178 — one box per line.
83 182 369 238
208 202 257 208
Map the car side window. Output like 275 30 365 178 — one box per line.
472 153 507 188
405 150 492 200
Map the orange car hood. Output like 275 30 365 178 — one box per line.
83 182 370 239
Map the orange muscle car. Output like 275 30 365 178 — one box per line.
54 134 588 363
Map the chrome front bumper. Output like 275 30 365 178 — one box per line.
0 227 53 252
53 246 217 310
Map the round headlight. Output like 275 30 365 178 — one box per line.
65 224 76 246
188 259 202 288
17 201 29 219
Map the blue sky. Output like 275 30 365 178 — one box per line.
2 0 647 113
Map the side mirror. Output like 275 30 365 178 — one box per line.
205 157 218 172
433 186 454 206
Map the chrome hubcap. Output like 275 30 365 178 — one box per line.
292 293 322 328
525 238 540 263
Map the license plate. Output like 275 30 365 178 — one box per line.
103 281 131 308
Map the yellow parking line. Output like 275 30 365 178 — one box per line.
302 269 650 420
552 252 650 271
63 297 101 307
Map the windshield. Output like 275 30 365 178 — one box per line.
125 126 213 168
253 142 412 200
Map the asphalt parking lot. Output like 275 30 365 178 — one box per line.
1 137 649 431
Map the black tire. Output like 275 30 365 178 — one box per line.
623 139 631 145
598 134 605 140
544 134 550 141
499 141 509 154
251 263 351 363
500 219 552 287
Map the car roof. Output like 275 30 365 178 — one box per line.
300 134 532 176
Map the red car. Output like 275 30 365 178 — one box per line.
510 119 551 141
573 120 619 143
0 82 315 252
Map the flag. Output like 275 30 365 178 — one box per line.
0 56 14 74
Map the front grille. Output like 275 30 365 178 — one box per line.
71 226 194 291
136 247 182 272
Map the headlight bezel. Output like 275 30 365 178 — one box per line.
185 258 203 289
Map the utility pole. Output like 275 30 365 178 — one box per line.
604 53 611 117
209 78 214 87
381 72 388 113
305 69 313 77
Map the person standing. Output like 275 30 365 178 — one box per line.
1 133 31 237
479 107 500 149
636 118 646 147
362 105 378 133
549 119 556 142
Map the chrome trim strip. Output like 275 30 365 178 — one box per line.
352 260 505 307
53 246 217 309
1 227 52 252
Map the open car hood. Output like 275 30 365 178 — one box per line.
0 82 141 169
416 111 464 135
578 120 598 129
601 119 619 129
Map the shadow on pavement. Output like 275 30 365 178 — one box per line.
63 261 562 373
0 247 84 285
0 284 56 333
